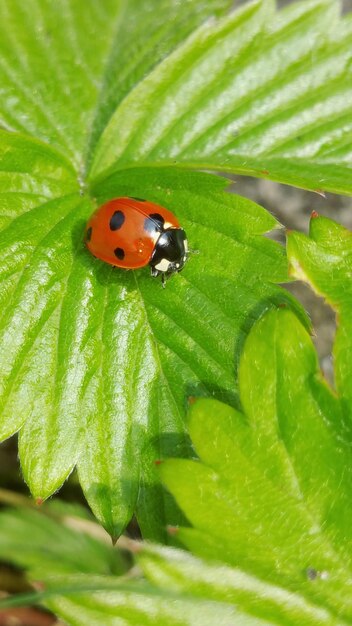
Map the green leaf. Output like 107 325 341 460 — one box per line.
91 0 352 195
45 579 250 626
0 130 297 539
0 504 264 626
0 500 318 626
0 503 125 578
139 545 350 626
159 308 352 622
287 213 352 415
1 576 252 626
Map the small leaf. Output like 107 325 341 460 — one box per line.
288 214 352 415
0 503 126 578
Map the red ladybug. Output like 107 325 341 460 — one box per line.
85 197 188 285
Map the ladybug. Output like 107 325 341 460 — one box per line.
85 197 188 285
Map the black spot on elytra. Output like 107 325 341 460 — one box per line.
85 227 92 242
110 210 125 231
129 196 146 202
144 213 165 234
114 247 125 260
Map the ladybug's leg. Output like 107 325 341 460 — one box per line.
161 273 166 288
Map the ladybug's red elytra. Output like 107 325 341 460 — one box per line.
85 197 188 285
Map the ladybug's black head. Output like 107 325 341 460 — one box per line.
150 228 188 282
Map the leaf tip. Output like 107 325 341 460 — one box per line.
154 459 164 466
35 497 44 507
167 525 179 536
311 210 319 219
